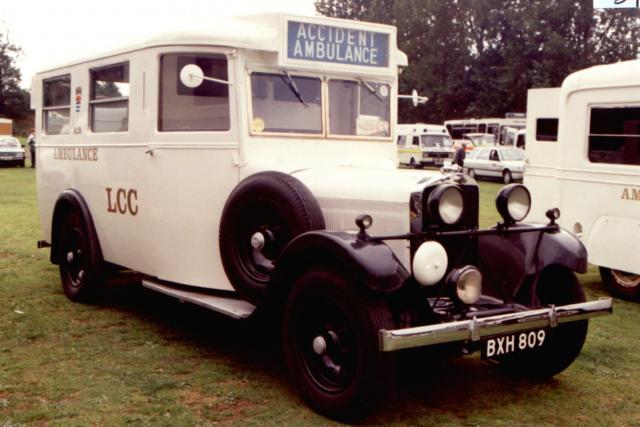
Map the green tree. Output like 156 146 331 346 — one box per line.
0 32 31 136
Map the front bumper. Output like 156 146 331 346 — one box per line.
379 298 612 352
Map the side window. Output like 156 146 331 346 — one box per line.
412 136 419 146
589 106 640 165
159 53 230 132
43 75 71 135
397 135 406 145
489 150 499 161
90 63 129 132
478 123 487 133
536 118 558 142
477 149 490 160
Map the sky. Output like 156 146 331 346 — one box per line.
1 0 317 89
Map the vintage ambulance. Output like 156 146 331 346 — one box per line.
525 60 640 300
32 14 611 419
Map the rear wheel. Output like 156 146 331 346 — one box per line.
409 158 417 169
497 265 588 378
283 269 395 420
58 211 104 302
600 267 640 300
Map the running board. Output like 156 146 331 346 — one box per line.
142 280 256 320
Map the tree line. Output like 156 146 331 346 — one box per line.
315 0 640 124
0 33 31 136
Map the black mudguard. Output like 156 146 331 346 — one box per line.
478 224 587 299
270 231 410 294
50 189 103 270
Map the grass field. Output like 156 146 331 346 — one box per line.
0 167 639 426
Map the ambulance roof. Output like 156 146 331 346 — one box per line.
36 13 407 75
562 59 640 96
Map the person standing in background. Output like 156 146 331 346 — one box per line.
28 131 36 168
453 142 466 169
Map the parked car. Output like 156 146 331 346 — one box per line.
0 136 25 167
464 147 525 183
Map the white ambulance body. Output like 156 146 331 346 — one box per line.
525 60 640 298
31 14 417 295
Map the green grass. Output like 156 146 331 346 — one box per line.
0 170 638 425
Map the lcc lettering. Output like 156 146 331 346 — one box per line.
106 187 138 216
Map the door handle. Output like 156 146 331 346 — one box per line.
145 147 154 157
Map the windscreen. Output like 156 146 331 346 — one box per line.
250 72 322 134
420 134 453 148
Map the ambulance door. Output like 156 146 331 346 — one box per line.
146 50 239 290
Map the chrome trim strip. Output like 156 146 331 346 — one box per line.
379 298 612 352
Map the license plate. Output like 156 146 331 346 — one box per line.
482 329 546 358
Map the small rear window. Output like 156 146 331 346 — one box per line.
536 118 558 142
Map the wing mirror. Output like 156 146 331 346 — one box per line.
179 64 232 88
399 89 429 107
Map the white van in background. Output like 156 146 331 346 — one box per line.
396 123 454 167
525 61 640 299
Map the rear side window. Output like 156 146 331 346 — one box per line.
90 63 129 132
589 107 640 165
536 118 558 141
159 54 230 132
43 75 71 135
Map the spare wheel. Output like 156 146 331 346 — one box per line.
219 171 325 304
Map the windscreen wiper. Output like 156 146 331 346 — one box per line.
281 71 308 107
358 78 384 101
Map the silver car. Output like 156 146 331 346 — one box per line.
463 147 525 184
0 137 25 167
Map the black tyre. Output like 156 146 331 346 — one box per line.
600 267 640 300
20 160 25 167
58 211 105 302
502 169 512 184
219 171 325 305
409 158 417 169
498 265 588 378
283 269 395 420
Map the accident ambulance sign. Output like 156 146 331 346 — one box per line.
286 20 389 68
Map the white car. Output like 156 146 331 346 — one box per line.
464 147 525 183
0 136 25 167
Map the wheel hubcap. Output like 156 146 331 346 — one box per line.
611 270 640 288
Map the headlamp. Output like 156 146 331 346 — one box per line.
496 184 531 224
427 184 464 225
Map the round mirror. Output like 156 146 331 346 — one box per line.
179 64 204 88
411 89 419 107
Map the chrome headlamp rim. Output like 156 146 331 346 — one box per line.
496 184 531 224
446 265 483 305
427 184 464 225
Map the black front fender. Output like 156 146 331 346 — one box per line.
477 225 587 298
271 231 410 294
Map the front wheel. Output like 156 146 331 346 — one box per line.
600 267 640 300
497 265 588 378
283 269 395 420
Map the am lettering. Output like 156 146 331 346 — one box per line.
621 187 640 201
106 187 139 216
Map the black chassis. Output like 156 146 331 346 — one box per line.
272 175 601 353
